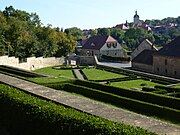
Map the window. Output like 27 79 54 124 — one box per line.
113 43 117 48
107 43 111 48
174 71 177 75
165 59 167 65
165 69 168 73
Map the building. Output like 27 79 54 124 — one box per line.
114 24 129 31
132 36 180 79
132 50 155 72
153 36 180 78
133 10 142 26
131 39 158 59
81 35 125 59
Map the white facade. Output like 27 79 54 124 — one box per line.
100 42 124 57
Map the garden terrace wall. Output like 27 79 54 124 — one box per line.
0 55 64 71
74 80 180 110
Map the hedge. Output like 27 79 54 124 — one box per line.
74 80 180 110
97 65 179 84
0 84 156 135
0 65 44 78
89 76 137 82
155 85 180 93
142 87 168 94
61 83 180 123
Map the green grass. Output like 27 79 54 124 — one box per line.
170 83 180 88
82 68 126 80
28 77 73 84
111 79 163 89
33 67 74 78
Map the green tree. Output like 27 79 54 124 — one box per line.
124 27 154 49
97 28 110 36
110 28 124 43
64 27 82 40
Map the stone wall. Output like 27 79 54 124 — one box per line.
132 62 153 73
0 56 64 71
78 56 96 65
153 56 180 78
131 39 157 60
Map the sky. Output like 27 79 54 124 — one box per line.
0 0 180 30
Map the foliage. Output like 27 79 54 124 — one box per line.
124 27 155 49
111 79 162 89
74 80 180 110
0 84 156 135
0 65 43 78
0 6 77 58
52 83 180 123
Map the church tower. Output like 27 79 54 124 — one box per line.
133 10 140 26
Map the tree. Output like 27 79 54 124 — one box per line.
124 27 154 49
110 28 124 43
64 27 82 40
97 28 110 36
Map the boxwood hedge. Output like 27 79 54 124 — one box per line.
61 83 180 123
74 80 180 110
0 84 156 135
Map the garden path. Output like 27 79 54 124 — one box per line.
73 69 85 80
0 73 180 135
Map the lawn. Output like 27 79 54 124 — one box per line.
33 67 74 78
170 83 180 88
28 77 73 84
82 68 126 81
111 79 163 90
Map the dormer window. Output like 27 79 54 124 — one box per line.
107 43 111 48
113 43 117 48
91 43 95 46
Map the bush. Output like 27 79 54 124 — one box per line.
0 84 156 135
0 65 44 78
155 85 180 93
74 80 180 110
62 84 180 123
166 92 180 98
90 76 137 82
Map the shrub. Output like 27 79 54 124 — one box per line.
63 84 180 123
155 85 180 93
0 84 156 135
0 65 44 78
74 80 180 110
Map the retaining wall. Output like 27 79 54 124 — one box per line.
0 56 64 70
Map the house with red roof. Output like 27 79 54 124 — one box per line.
81 35 125 59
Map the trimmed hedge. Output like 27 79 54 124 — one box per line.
142 87 168 94
61 83 180 123
89 76 137 82
0 84 156 135
74 80 180 110
97 65 179 84
155 85 180 93
0 65 44 78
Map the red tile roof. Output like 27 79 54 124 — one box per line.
82 35 117 50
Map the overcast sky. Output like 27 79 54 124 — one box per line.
0 0 179 29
